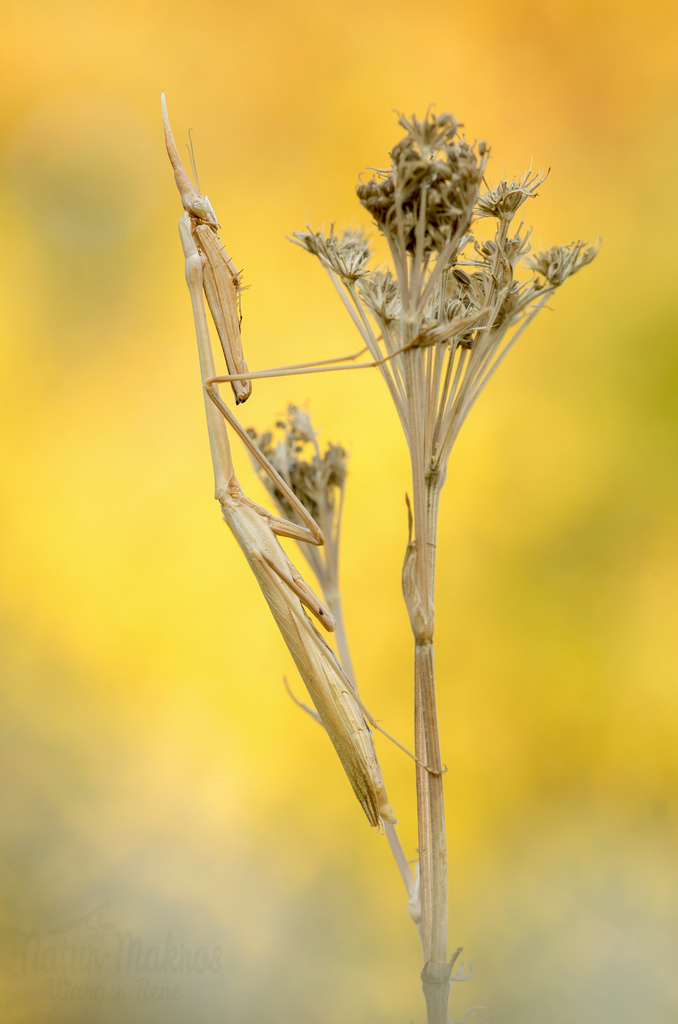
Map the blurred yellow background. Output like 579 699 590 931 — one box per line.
1 1 676 1021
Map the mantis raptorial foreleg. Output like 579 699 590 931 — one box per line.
163 94 395 828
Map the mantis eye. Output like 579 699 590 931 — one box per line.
191 196 218 228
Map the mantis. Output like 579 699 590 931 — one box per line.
161 94 395 828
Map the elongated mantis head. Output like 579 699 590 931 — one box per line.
161 92 218 228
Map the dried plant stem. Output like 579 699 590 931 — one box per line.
385 822 417 899
405 343 450 1021
413 494 449 1022
320 583 355 688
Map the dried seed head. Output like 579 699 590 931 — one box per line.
291 226 372 282
476 169 548 221
356 110 486 257
529 239 601 287
247 405 351 644
358 269 402 326
248 405 348 529
293 108 599 481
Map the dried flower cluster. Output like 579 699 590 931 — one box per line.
356 112 484 257
248 405 347 533
293 111 598 480
248 405 355 679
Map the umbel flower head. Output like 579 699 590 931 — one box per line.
356 112 483 257
293 110 599 487
248 404 348 607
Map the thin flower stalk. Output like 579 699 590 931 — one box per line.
248 404 416 897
